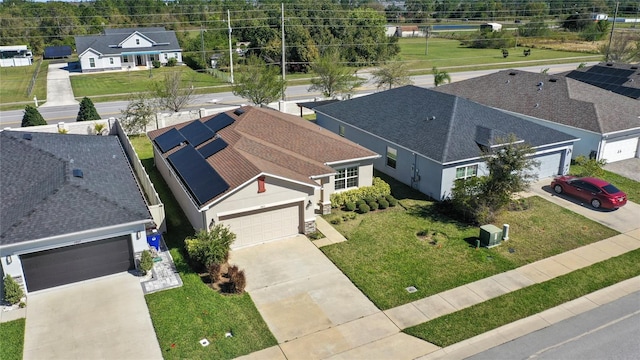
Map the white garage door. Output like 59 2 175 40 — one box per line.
220 203 301 248
602 137 639 163
532 151 562 179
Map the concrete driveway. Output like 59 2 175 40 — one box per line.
23 273 161 360
40 63 77 107
526 179 640 234
230 236 438 360
604 158 640 182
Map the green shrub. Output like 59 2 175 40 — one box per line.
378 198 389 209
368 201 379 211
139 250 154 275
329 217 342 225
166 57 178 67
363 196 375 204
572 155 606 177
358 203 370 214
330 177 391 208
345 201 357 211
386 195 398 207
3 275 24 305
342 212 357 221
307 231 325 240
152 60 162 68
184 225 236 269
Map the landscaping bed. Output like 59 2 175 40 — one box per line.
322 188 618 310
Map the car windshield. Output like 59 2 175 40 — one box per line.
602 184 621 194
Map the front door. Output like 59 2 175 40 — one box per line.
136 55 144 66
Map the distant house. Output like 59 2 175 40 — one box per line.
436 69 640 163
0 45 33 67
44 45 72 59
314 86 576 201
74 27 182 73
395 26 426 37
147 106 379 249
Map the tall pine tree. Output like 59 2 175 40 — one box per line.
76 97 100 121
21 105 47 127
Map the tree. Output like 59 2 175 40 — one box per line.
76 97 100 122
432 67 451 87
580 20 609 41
308 51 364 98
153 71 195 112
119 92 156 135
184 225 236 269
372 60 413 90
21 105 46 127
599 34 640 62
232 55 286 106
3 275 24 305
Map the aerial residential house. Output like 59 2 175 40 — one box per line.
313 86 576 201
148 106 379 249
0 45 33 67
74 27 182 73
436 69 640 162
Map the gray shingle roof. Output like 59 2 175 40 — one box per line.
314 85 576 164
75 27 181 56
0 131 152 246
435 69 640 134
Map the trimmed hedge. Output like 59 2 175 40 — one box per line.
331 177 391 208
378 198 389 209
358 203 370 213
345 201 357 211
368 201 379 211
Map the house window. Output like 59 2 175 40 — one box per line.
123 56 129 63
455 164 478 179
164 53 168 60
339 125 345 137
386 146 397 169
335 166 358 190
257 176 266 193
135 39 140 45
109 58 114 65
89 58 95 68
174 52 178 58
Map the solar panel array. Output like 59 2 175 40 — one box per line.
154 113 236 154
180 120 216 147
567 66 640 99
154 128 186 153
198 137 228 158
167 145 229 206
205 113 235 133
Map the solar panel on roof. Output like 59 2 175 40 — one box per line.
198 138 228 158
180 120 215 147
204 113 235 133
167 145 229 206
154 128 186 153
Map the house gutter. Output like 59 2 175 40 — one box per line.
324 154 381 166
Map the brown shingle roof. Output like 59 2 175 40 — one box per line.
435 69 640 134
148 106 378 208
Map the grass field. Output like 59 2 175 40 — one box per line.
0 61 48 104
129 136 277 359
0 318 25 360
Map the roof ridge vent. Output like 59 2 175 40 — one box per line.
606 63 613 66
22 133 32 140
233 108 245 116
72 169 84 178
549 78 558 82
508 72 517 76
631 66 638 70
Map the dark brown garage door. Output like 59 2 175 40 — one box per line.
21 235 134 292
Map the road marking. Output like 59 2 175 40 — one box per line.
527 310 640 358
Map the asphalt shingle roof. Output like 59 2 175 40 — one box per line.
435 69 640 134
0 131 152 245
314 85 577 164
148 106 378 208
75 27 181 56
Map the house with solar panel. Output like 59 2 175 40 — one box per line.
74 27 182 73
147 106 379 249
435 69 640 163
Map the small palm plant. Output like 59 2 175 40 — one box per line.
433 67 451 87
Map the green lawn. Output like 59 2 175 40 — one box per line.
397 38 600 71
570 164 640 204
0 60 48 104
404 249 640 347
321 179 618 310
0 318 25 360
70 66 228 98
129 136 277 359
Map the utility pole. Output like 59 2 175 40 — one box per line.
605 1 620 62
227 9 234 84
281 2 286 101
634 3 639 28
200 24 205 67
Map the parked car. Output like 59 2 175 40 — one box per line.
550 176 627 210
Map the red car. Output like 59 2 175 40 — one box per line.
550 176 627 210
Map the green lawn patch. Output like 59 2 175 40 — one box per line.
0 318 25 360
129 136 277 359
0 61 48 104
70 67 227 99
322 183 618 310
404 249 640 347
570 164 640 204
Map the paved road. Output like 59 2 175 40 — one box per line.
467 291 640 360
0 62 596 128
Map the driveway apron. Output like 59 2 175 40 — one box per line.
230 235 438 359
23 273 162 360
40 63 78 107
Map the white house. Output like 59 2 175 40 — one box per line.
74 27 182 73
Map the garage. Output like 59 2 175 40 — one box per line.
531 151 563 179
602 137 639 163
21 235 134 292
220 203 302 249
